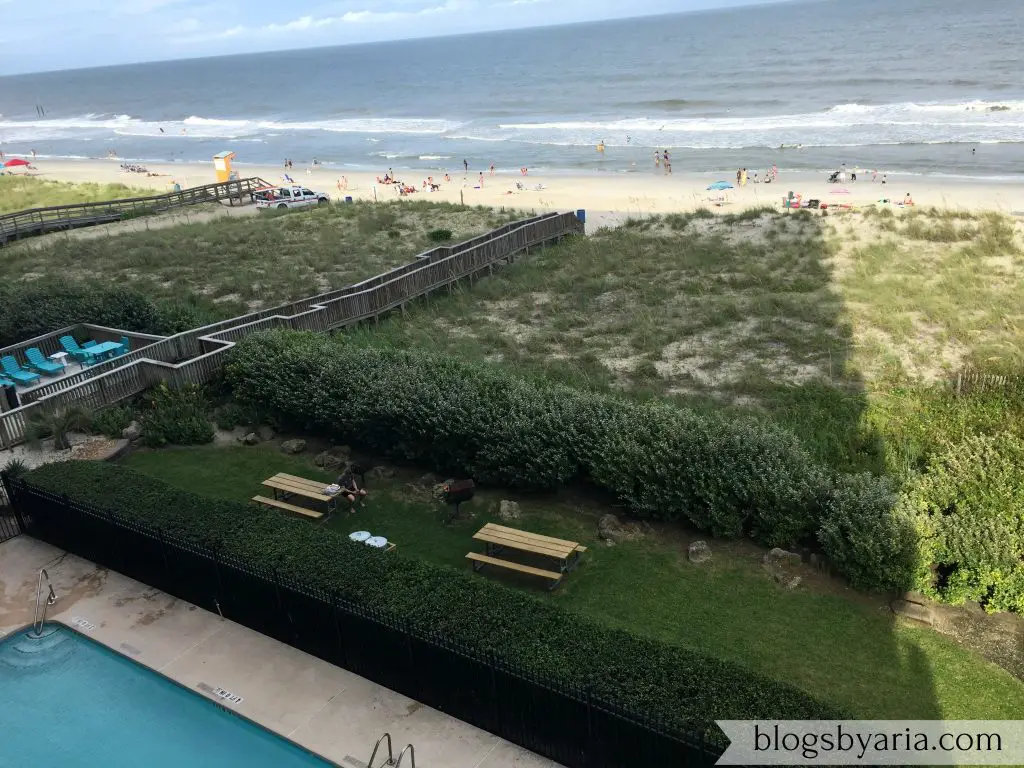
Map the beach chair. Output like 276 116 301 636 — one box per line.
25 347 64 376
116 336 131 356
0 355 41 385
0 373 17 389
60 335 96 364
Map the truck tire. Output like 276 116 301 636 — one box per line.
277 203 288 209
318 198 329 205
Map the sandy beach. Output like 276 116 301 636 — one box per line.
14 158 1024 230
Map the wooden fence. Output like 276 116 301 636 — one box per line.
0 211 583 449
0 176 270 245
951 367 1024 397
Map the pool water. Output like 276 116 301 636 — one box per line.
0 624 334 767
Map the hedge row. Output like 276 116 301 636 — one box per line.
0 280 223 348
225 331 832 547
21 460 844 736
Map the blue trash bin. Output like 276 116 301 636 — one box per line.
576 209 586 223
345 196 353 203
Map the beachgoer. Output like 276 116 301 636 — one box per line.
445 173 451 182
30 149 36 159
520 167 528 176
478 172 485 187
736 168 742 185
597 140 605 154
882 174 887 185
655 151 660 168
159 127 165 134
489 163 496 176
741 168 747 186
463 159 469 172
752 171 759 183
904 192 914 206
872 169 878 182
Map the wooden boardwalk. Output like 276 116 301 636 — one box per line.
0 177 270 246
0 211 584 449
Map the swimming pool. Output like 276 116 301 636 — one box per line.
0 624 335 767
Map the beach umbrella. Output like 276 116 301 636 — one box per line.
707 181 733 190
4 158 30 167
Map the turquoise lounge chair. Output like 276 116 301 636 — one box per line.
60 335 95 364
117 336 131 356
25 347 64 376
0 373 16 388
1 355 41 385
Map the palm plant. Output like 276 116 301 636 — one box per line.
25 406 91 451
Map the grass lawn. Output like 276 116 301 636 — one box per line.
3 197 527 318
0 175 153 214
122 444 1024 720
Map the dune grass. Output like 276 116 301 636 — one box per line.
344 208 1024 473
2 200 526 317
122 444 1024 721
0 175 154 214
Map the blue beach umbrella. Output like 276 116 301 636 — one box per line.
707 181 734 190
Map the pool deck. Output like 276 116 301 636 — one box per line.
0 535 560 768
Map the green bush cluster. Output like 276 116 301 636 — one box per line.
427 227 453 242
0 280 225 347
214 402 247 430
90 406 135 439
901 433 1024 613
226 331 830 545
22 460 843 735
139 384 214 447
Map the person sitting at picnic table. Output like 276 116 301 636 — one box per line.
335 466 367 510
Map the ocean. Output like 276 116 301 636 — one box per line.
1 0 1022 178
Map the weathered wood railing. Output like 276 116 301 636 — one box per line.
0 211 583 449
0 177 271 245
951 367 1024 397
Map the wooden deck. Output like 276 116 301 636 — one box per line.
0 212 585 450
0 177 270 246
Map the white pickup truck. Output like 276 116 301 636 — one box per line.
254 185 331 210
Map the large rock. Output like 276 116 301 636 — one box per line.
256 425 275 442
121 421 141 441
772 571 803 590
239 432 260 446
597 513 646 545
280 439 306 455
688 540 712 564
763 548 802 568
314 450 347 470
891 599 933 625
498 500 521 521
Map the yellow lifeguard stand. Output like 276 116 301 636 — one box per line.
212 151 236 183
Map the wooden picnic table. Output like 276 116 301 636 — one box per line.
253 472 338 519
468 522 587 589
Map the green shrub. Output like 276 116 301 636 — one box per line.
225 331 827 546
90 406 135 439
427 228 453 242
214 403 247 430
0 281 163 347
139 384 214 447
22 460 843 735
901 433 1024 613
817 473 920 592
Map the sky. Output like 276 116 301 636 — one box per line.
0 0 787 75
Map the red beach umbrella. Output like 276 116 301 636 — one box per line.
4 158 31 167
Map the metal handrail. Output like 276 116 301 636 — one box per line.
32 568 56 636
394 744 415 768
367 733 395 767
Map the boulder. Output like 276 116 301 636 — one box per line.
121 421 141 441
256 425 275 442
280 439 306 455
418 472 440 487
597 513 646 545
763 548 802 568
498 500 521 521
891 599 933 625
369 465 396 480
314 450 346 470
772 571 802 590
240 432 260 446
687 540 712 564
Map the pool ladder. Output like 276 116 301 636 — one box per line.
367 734 416 768
32 568 57 637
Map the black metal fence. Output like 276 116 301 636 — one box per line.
6 477 725 767
0 473 18 542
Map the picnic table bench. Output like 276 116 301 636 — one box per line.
467 522 587 590
253 473 337 520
